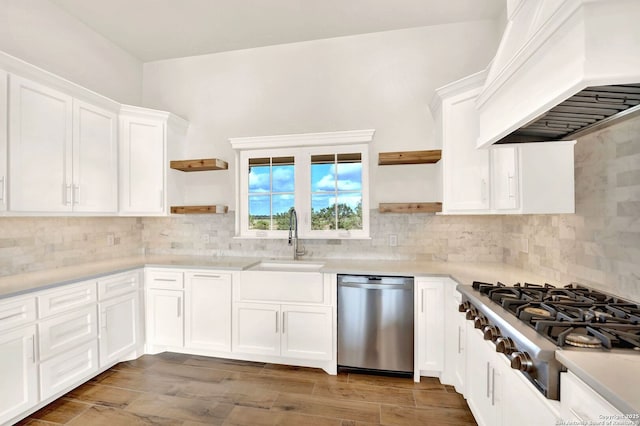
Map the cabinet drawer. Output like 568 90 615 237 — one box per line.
0 296 36 333
39 339 99 400
146 269 184 290
561 371 622 422
37 281 97 318
98 271 139 300
239 271 325 304
39 305 98 360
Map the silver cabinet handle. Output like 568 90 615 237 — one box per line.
481 179 487 203
275 312 279 333
154 278 177 282
507 174 515 198
491 367 496 406
177 298 181 317
486 362 491 398
457 326 462 354
193 274 221 279
282 312 285 334
0 176 4 203
421 289 424 313
27 336 35 363
73 184 80 205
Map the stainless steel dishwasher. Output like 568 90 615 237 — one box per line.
337 274 414 375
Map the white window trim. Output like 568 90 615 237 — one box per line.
230 129 375 239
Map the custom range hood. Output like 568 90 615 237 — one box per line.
476 0 640 148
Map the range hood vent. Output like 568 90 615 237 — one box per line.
496 84 640 144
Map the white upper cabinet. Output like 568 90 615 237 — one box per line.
9 75 73 212
0 69 7 212
72 100 118 213
119 105 187 216
434 72 575 215
8 74 118 214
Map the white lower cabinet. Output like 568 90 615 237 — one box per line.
416 278 446 374
560 371 623 422
146 289 184 348
38 305 98 360
233 302 332 361
40 340 99 400
0 325 37 424
99 292 138 367
185 272 232 352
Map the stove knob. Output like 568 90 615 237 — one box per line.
482 325 501 341
458 301 470 312
495 337 516 355
473 315 488 329
465 308 478 320
510 351 535 373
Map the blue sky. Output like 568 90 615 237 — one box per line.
249 163 362 216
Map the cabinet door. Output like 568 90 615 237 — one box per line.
0 69 7 212
501 362 557 426
416 280 445 372
491 146 519 210
232 302 280 356
8 75 73 212
0 325 37 424
281 305 332 360
185 272 232 352
40 339 99 400
39 305 98 360
99 292 138 368
442 87 490 212
146 289 183 348
72 100 117 213
119 115 165 214
465 323 498 426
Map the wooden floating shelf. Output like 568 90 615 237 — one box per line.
378 202 442 214
378 150 442 165
170 158 228 172
170 205 229 214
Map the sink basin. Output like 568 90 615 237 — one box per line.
248 260 324 272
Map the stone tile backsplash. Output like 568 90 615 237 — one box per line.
0 117 637 301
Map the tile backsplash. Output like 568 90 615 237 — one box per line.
0 117 637 301
0 217 143 276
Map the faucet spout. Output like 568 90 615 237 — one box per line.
287 207 306 260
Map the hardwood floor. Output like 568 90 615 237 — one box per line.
17 353 477 425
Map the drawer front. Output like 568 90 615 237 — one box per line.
39 305 98 360
39 339 99 400
145 269 184 290
239 271 325 304
0 296 36 333
38 281 97 318
98 271 139 301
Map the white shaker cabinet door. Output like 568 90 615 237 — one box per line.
72 100 117 213
232 302 280 356
119 114 165 215
442 86 490 212
8 74 73 212
0 69 7 212
280 305 332 361
416 279 445 373
99 292 138 368
0 325 37 425
146 289 184 348
185 272 232 353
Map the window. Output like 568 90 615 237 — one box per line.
232 130 374 239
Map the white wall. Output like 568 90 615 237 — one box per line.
142 21 501 208
0 0 142 104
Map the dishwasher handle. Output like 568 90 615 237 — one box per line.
338 275 413 290
338 281 412 290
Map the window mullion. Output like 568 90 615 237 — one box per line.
296 149 311 237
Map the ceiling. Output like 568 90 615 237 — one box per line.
50 0 505 62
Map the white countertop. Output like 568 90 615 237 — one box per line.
0 255 637 415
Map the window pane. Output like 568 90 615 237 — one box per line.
311 162 334 192
336 161 362 191
272 194 294 230
337 193 362 230
249 195 270 230
311 194 336 230
249 165 270 193
272 164 294 193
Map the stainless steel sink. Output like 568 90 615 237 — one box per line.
248 260 324 272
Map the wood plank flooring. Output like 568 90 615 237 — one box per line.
16 353 477 426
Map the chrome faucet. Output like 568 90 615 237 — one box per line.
288 207 306 260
